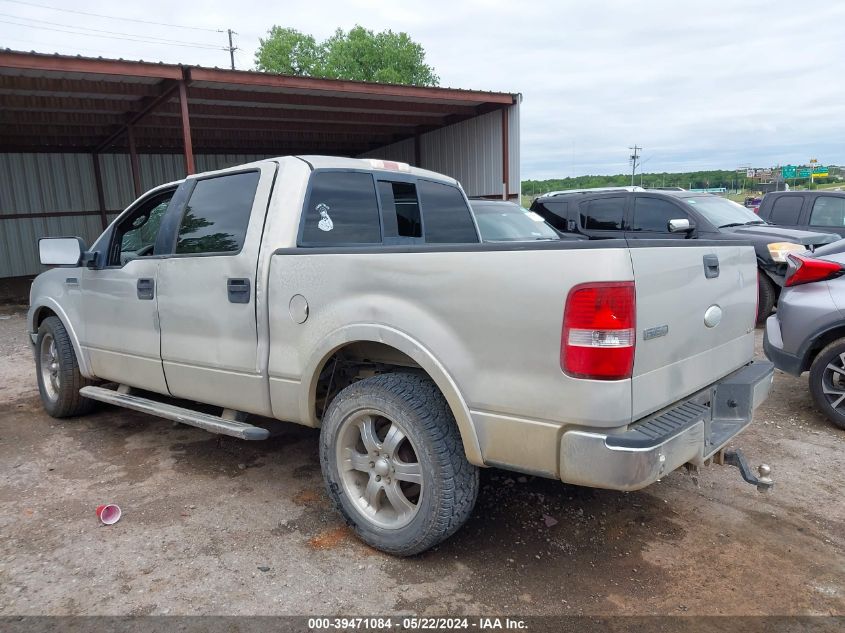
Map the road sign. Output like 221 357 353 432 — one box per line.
779 165 828 179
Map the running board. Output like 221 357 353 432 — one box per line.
79 386 269 440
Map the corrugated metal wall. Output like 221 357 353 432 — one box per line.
1 153 102 278
0 104 520 278
97 153 272 208
358 138 416 165
0 153 269 278
360 103 521 199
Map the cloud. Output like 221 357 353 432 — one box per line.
2 0 843 179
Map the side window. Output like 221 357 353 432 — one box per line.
809 196 845 227
302 171 381 245
175 171 259 255
418 180 479 243
379 181 422 239
534 201 568 232
580 197 625 231
769 196 803 224
631 197 686 232
109 192 173 266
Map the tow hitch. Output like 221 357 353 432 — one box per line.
716 448 773 492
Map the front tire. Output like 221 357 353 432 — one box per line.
756 273 777 327
35 316 94 418
809 338 845 430
319 372 479 556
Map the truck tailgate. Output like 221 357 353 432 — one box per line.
629 243 757 420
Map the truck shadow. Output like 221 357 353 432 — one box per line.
33 400 685 612
385 469 684 612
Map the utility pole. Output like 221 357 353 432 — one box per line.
629 145 641 186
227 29 238 70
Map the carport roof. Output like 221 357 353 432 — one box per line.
0 49 517 156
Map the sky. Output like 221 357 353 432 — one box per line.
1 0 844 179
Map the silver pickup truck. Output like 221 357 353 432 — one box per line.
28 156 774 555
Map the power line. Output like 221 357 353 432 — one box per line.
0 0 223 32
226 28 237 70
0 18 229 50
0 13 226 49
1 34 161 58
629 145 642 186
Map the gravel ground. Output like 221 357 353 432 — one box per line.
0 305 843 616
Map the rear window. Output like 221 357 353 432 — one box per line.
378 181 422 239
769 196 804 224
580 197 625 231
418 180 479 243
810 196 845 227
302 171 381 245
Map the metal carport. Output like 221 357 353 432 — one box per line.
0 49 520 278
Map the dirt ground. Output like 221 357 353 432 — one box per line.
0 303 843 617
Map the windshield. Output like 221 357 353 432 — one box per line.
683 195 765 228
471 202 560 241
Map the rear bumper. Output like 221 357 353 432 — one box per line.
558 360 774 491
763 314 804 376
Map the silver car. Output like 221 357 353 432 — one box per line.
764 239 845 429
468 199 562 241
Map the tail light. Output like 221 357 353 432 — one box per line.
562 282 635 380
785 253 844 287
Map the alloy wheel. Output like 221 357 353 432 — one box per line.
335 409 423 529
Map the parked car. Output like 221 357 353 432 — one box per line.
29 156 774 556
757 190 845 237
764 239 845 429
530 189 839 324
744 196 763 213
468 199 562 242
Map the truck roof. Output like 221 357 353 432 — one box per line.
536 187 729 203
145 155 460 196
295 155 458 184
540 186 645 197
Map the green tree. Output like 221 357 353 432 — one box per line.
254 25 439 86
254 27 322 76
176 209 240 254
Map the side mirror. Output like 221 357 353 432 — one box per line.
39 237 85 266
668 218 694 233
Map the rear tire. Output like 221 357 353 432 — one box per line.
35 316 94 418
809 338 845 430
756 273 777 327
319 372 479 556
